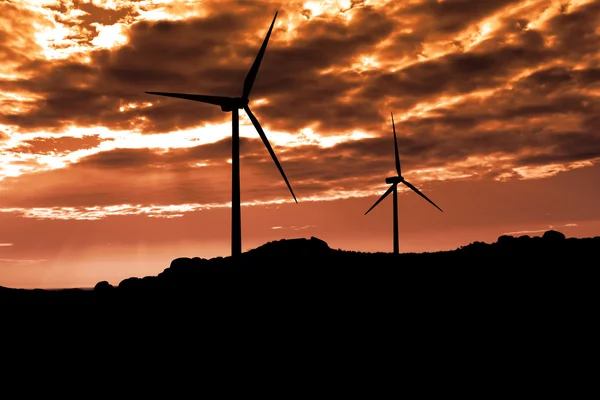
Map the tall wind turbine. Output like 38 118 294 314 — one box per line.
146 11 297 259
365 112 443 255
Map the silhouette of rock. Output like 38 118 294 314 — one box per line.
542 230 566 241
497 235 516 245
170 257 191 269
118 276 141 290
94 281 114 292
462 240 489 253
247 236 331 257
170 257 207 269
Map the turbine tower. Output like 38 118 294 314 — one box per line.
146 11 297 259
365 112 443 255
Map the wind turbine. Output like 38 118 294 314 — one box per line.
146 11 297 259
365 112 443 255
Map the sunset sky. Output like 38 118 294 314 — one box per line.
1 0 599 289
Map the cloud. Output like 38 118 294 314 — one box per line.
0 258 47 266
502 223 579 236
1 0 599 219
271 224 316 230
6 135 107 155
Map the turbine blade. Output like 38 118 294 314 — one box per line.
145 92 230 107
244 105 298 203
365 184 394 215
242 12 278 99
402 180 443 212
391 112 401 176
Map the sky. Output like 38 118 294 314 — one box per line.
1 0 599 289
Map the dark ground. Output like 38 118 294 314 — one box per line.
2 229 594 387
1 229 596 306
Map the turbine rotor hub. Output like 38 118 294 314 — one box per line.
385 176 402 184
220 97 250 112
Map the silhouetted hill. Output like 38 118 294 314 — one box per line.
1 230 598 305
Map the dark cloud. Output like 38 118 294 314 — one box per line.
45 0 140 49
361 31 552 109
75 136 266 170
7 135 108 154
514 130 600 167
1 0 600 207
373 0 528 65
77 1 137 27
76 147 159 169
2 111 600 209
546 0 600 60
0 0 579 137
401 0 524 35
0 2 42 67
0 1 397 133
0 158 230 208
0 134 374 208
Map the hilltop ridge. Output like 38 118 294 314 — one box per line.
1 230 598 304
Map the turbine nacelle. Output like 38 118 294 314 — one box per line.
385 176 403 184
220 97 250 112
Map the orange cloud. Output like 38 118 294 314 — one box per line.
0 0 599 221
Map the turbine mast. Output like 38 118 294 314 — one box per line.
393 184 399 255
231 108 241 258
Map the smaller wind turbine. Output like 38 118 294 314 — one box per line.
365 112 443 255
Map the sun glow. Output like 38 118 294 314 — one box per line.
352 55 381 73
394 95 464 122
134 0 207 21
25 3 93 61
90 22 128 49
119 102 154 112
301 128 374 147
461 17 501 51
303 1 326 18
302 0 361 19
